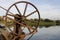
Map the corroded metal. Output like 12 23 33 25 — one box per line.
0 1 40 40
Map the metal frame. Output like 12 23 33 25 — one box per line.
0 1 40 40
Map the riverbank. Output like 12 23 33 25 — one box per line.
0 16 60 27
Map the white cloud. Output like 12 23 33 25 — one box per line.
38 4 60 20
0 0 60 20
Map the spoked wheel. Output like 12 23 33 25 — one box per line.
4 1 40 40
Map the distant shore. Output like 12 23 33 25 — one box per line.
0 16 60 28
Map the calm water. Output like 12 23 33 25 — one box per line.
25 26 60 40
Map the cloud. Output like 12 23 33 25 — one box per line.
38 4 60 20
0 0 60 20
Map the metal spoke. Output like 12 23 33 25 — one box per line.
0 6 8 12
0 6 19 18
6 16 34 31
7 14 15 17
0 6 14 15
14 4 21 15
26 10 37 17
26 19 37 23
7 14 20 18
3 18 18 36
23 3 28 16
0 1 40 40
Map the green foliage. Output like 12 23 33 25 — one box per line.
40 21 56 26
0 16 4 23
56 20 60 25
0 16 59 27
25 20 37 27
44 19 53 22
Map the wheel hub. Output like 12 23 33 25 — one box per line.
4 1 40 40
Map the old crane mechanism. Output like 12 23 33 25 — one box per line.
0 1 40 40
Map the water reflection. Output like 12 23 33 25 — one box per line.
25 26 60 40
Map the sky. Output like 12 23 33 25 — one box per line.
0 0 60 20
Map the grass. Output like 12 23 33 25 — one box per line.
39 21 56 26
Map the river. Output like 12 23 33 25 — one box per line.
25 26 60 40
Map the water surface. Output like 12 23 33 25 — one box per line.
25 26 60 40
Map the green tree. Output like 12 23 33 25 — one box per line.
56 20 60 25
44 19 53 22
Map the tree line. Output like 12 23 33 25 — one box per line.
0 16 60 26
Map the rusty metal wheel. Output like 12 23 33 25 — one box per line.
4 1 40 40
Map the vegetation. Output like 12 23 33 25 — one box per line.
56 20 60 25
0 16 60 27
0 16 4 24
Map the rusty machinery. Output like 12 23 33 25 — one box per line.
0 1 40 40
